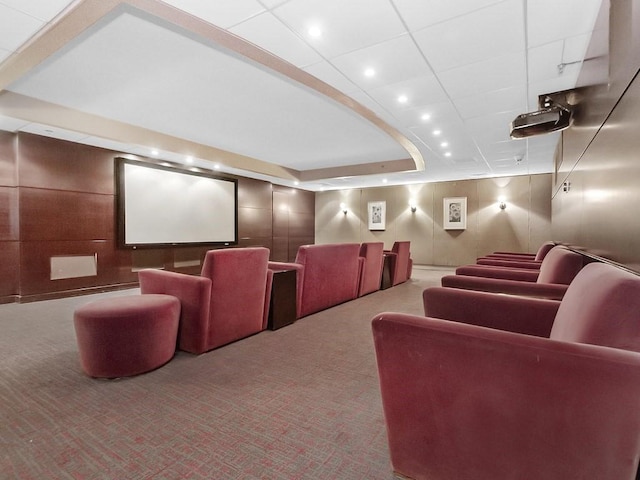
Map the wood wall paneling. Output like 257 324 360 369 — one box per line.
19 188 113 241
0 187 18 241
0 241 19 301
17 132 114 194
0 130 17 187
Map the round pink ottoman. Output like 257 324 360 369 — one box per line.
73 294 180 378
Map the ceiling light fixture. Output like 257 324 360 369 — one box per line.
433 130 441 136
444 152 452 157
308 25 322 38
151 149 159 156
398 95 408 104
421 113 431 121
382 178 388 184
440 142 448 148
364 68 375 77
185 156 194 164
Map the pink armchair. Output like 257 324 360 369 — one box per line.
455 246 583 285
138 247 272 354
358 242 384 297
269 243 361 318
372 262 640 480
485 240 555 261
385 241 412 286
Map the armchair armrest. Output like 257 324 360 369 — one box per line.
441 274 569 300
423 286 560 337
456 264 540 282
372 312 640 480
138 269 211 354
476 258 542 269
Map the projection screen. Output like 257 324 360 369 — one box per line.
116 158 238 248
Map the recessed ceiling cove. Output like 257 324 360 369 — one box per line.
5 3 421 176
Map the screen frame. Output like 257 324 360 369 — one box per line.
115 157 239 249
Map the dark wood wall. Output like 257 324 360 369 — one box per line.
0 131 314 303
552 0 640 273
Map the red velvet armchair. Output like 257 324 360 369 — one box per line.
138 247 272 354
269 243 361 318
358 242 384 297
455 246 583 285
441 248 584 300
372 262 640 480
385 241 412 286
484 240 555 261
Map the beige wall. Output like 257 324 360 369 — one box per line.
316 174 552 266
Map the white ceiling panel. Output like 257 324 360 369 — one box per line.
392 101 460 128
0 4 44 52
438 52 527 99
527 0 602 48
272 0 407 59
0 114 29 132
230 12 323 68
392 0 505 33
163 0 265 29
413 0 525 73
453 85 527 120
331 34 432 90
367 74 448 113
0 0 73 22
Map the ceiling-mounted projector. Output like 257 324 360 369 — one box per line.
510 91 576 139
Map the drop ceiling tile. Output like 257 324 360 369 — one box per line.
392 0 505 32
367 74 448 113
164 0 265 29
527 0 602 48
303 61 359 95
527 40 565 84
259 0 288 8
230 12 322 67
393 101 460 128
331 34 432 90
562 32 592 65
272 0 407 58
0 4 44 52
453 85 527 120
437 51 526 99
413 0 525 73
0 0 73 22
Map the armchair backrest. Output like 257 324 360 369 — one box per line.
551 263 640 352
201 247 271 350
389 241 411 285
534 241 556 261
295 243 361 317
536 246 583 284
358 242 384 296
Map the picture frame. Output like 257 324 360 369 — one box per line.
443 197 467 230
368 201 386 230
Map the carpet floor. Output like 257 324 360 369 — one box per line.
1 266 452 479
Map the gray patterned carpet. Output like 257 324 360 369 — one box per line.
1 267 451 479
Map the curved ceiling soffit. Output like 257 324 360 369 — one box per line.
0 0 425 180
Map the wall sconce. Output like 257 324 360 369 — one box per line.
340 202 348 214
409 199 417 213
498 196 507 210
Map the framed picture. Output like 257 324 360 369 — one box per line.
368 201 386 230
444 197 467 230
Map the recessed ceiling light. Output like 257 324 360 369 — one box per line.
151 149 159 156
421 113 431 121
398 95 408 104
364 67 375 77
432 130 441 136
382 178 388 184
185 156 194 164
294 180 300 186
308 25 322 38
213 164 221 170
440 142 448 148
444 152 452 157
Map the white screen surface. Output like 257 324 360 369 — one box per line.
119 160 237 246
